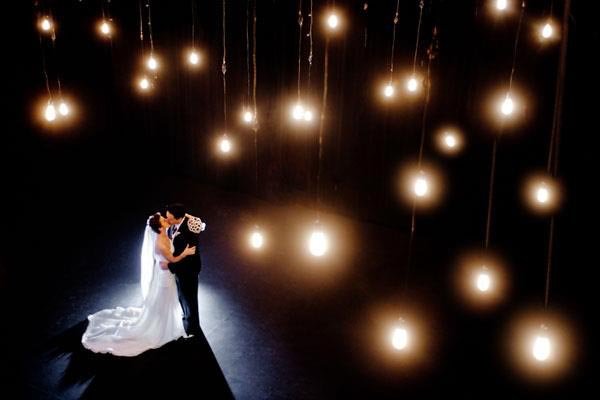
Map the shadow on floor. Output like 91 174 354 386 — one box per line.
35 320 234 398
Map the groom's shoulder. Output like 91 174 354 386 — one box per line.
185 214 203 234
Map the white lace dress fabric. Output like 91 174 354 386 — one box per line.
81 229 185 356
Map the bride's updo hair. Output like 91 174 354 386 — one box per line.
147 212 163 234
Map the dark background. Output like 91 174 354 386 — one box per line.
4 0 597 398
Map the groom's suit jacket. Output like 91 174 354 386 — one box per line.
168 214 203 275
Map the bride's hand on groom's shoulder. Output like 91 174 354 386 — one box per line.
185 214 206 233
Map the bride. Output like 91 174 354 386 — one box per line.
81 213 196 356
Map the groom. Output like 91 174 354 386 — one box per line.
162 203 205 337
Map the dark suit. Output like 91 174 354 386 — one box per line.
168 214 203 336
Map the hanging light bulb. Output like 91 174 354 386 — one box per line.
219 136 232 154
455 253 509 309
444 134 457 148
532 325 552 362
308 227 328 257
291 103 305 120
399 164 444 208
538 20 559 42
303 109 314 122
383 83 395 98
188 50 200 66
536 184 550 204
98 20 112 37
138 76 151 91
413 173 429 198
327 13 339 30
533 335 551 361
541 23 553 39
249 228 264 249
495 0 508 11
242 110 255 124
476 267 491 292
435 128 464 155
58 101 70 117
146 55 159 71
500 94 514 116
39 16 53 33
523 175 562 214
509 312 576 377
406 76 419 93
44 102 57 122
391 320 409 351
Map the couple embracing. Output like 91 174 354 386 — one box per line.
82 203 205 356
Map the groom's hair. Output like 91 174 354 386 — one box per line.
164 203 186 219
147 213 162 234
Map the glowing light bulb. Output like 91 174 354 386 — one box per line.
542 23 553 39
407 77 418 92
444 133 457 148
327 14 339 29
242 110 254 123
147 56 158 71
533 335 551 361
139 77 150 90
219 137 232 153
58 101 69 116
391 326 409 351
303 110 313 122
496 0 508 11
40 17 53 32
44 103 57 122
250 230 264 249
501 95 514 116
384 84 394 98
292 104 305 120
414 176 429 197
188 51 200 65
308 230 328 257
476 271 491 292
99 20 111 36
536 184 550 204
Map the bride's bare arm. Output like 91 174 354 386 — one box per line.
157 240 196 269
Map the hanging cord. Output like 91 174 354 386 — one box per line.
191 0 196 48
138 0 145 55
221 0 228 131
147 0 154 54
412 0 425 73
252 0 259 193
363 2 369 48
38 30 52 100
47 10 62 99
246 0 251 103
316 38 330 220
389 0 400 82
484 136 499 249
508 1 526 91
307 0 314 88
296 0 304 99
417 32 435 167
544 0 570 308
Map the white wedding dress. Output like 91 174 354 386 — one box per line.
81 226 185 356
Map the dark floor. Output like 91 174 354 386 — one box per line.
9 175 594 399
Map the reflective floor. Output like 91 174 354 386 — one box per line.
13 176 591 399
